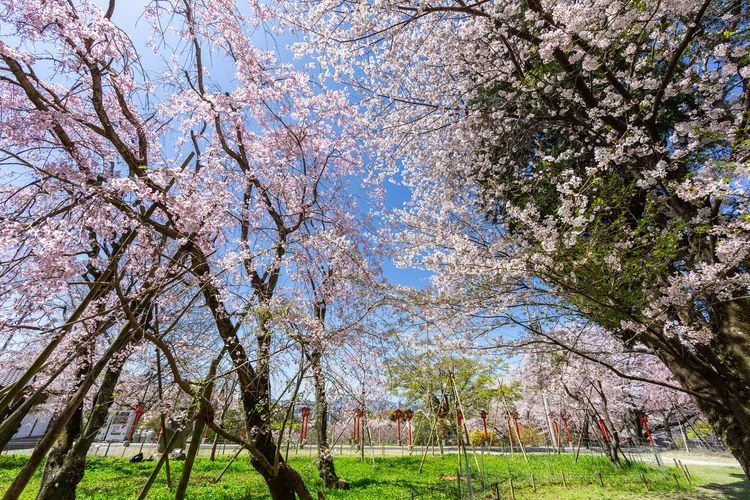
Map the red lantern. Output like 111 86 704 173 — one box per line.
300 406 311 444
405 408 414 446
394 408 403 445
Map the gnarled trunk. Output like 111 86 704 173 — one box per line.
662 353 750 477
36 359 125 500
239 322 312 500
658 300 750 477
311 349 338 487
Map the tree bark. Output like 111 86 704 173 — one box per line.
2 324 131 500
661 347 750 477
36 359 125 500
311 349 338 487
191 247 311 499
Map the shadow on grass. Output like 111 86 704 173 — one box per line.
698 471 750 499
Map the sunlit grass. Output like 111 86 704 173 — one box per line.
0 452 698 499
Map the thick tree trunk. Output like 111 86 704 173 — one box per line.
36 359 125 500
246 427 312 500
664 355 750 477
311 349 338 487
192 247 311 499
239 324 312 500
656 300 750 478
36 405 86 500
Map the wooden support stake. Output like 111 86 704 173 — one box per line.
640 472 649 492
597 471 604 488
672 472 681 489
561 470 568 489
574 413 588 463
531 472 537 493
492 482 500 500
212 445 244 484
678 460 692 484
137 431 180 500
509 477 516 500
418 415 438 474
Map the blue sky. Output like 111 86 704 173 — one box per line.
107 1 433 290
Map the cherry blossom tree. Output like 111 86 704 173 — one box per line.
0 0 373 498
282 221 382 487
514 322 705 465
287 0 750 476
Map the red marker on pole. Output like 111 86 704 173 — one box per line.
300 406 310 444
438 409 446 439
553 418 561 446
641 415 653 444
354 408 364 443
126 404 145 442
480 410 488 440
405 408 414 446
394 408 403 445
598 418 611 442
562 414 572 443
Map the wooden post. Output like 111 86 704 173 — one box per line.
509 476 516 500
561 470 568 489
155 343 172 489
531 473 537 493
366 425 376 466
574 413 588 463
137 431 180 500
449 373 474 499
212 445 245 484
597 471 604 487
542 394 558 450
672 472 681 489
419 415 438 474
639 472 649 492
679 460 692 483
677 417 690 453
492 482 500 500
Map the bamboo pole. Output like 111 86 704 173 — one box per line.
448 372 474 499
501 392 527 461
419 414 439 473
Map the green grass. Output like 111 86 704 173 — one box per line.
691 465 750 499
0 452 700 499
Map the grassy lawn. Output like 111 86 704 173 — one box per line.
0 452 726 499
